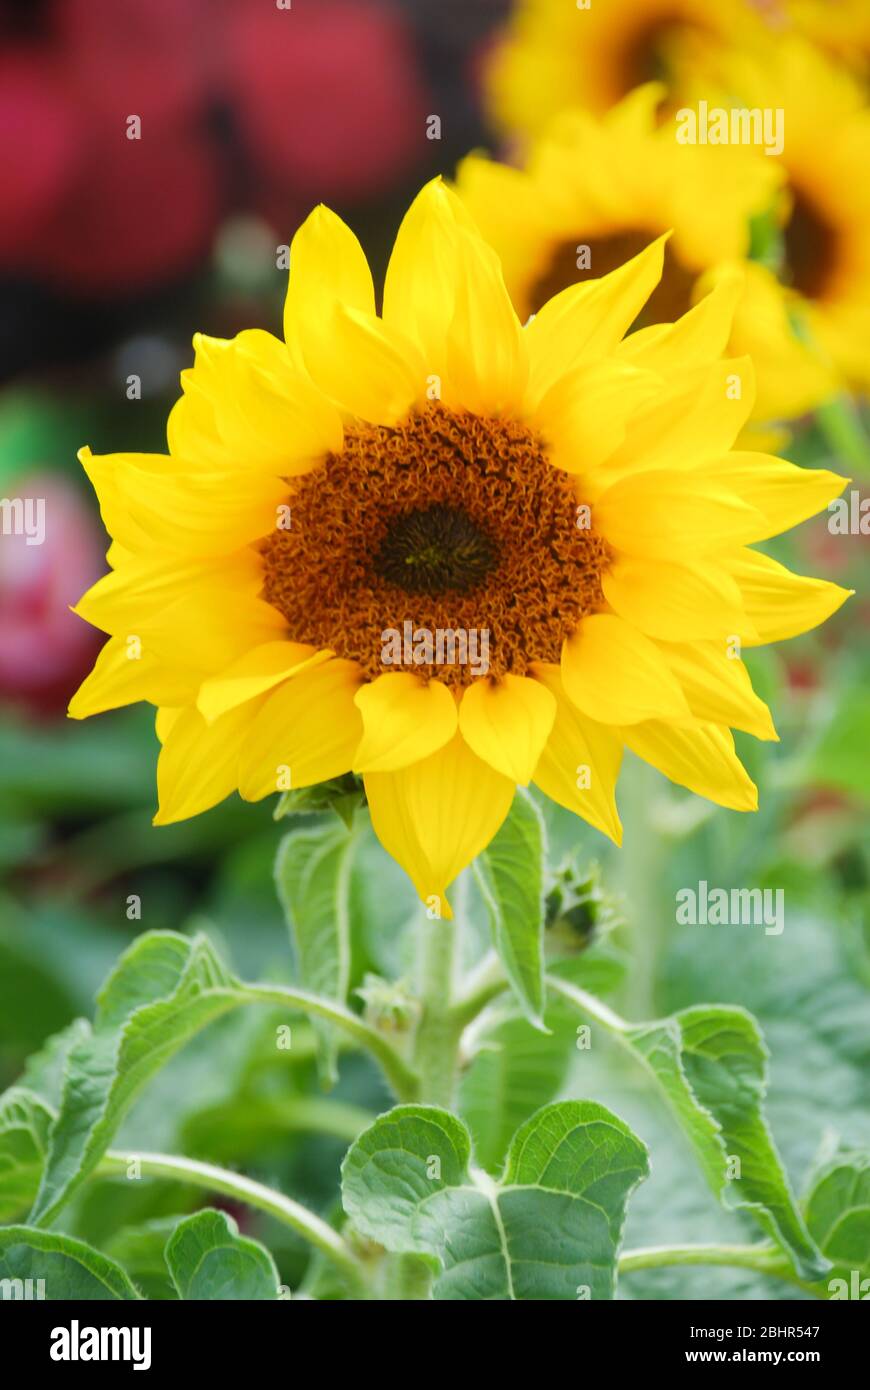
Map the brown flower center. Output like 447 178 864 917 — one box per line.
260 403 611 687
620 19 683 93
526 229 696 326
783 188 839 301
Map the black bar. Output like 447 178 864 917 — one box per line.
3 1296 865 1374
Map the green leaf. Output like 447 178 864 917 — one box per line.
19 1019 92 1110
275 820 359 1084
164 1209 280 1300
808 686 870 799
456 971 619 1174
474 790 547 1029
342 1100 648 1300
274 774 365 828
626 1004 829 1282
458 1018 573 1173
0 1226 141 1300
804 1145 870 1291
29 932 247 1226
103 1217 183 1300
0 1087 55 1220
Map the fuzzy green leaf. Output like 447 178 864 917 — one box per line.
627 1004 829 1282
29 932 246 1226
804 1145 870 1295
0 1226 141 1300
342 1100 648 1300
165 1209 280 1300
275 820 358 1084
474 790 547 1029
0 1087 55 1220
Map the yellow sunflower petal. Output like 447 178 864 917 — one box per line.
382 177 478 376
283 204 375 350
533 360 660 473
445 228 528 415
562 613 691 724
353 674 458 773
617 269 744 372
602 555 754 642
621 720 758 812
593 471 765 559
524 235 668 409
364 733 515 918
197 642 333 724
73 549 264 636
238 659 363 801
137 590 286 679
594 357 757 490
191 330 344 474
725 260 838 420
458 673 557 784
68 637 197 719
725 548 853 645
80 447 286 558
701 453 849 543
167 371 226 468
529 664 623 842
658 641 778 741
282 204 423 422
154 703 255 825
155 707 181 744
315 303 425 424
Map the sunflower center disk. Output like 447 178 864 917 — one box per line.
260 403 611 688
373 505 498 597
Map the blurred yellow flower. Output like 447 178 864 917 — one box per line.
457 83 834 425
483 0 768 137
786 0 870 74
691 36 870 398
70 181 850 914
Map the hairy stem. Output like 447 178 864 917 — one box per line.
546 972 631 1035
246 982 418 1101
99 1149 367 1293
414 918 459 1107
619 1242 802 1289
450 950 509 1031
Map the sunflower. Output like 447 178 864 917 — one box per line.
70 180 850 916
786 0 870 75
483 0 768 138
686 35 870 395
456 85 836 426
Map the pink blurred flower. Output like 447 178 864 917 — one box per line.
2 0 220 295
0 0 431 297
226 0 430 202
0 473 104 714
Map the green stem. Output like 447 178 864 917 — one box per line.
271 1096 373 1143
619 1242 799 1287
450 951 509 1030
414 918 459 1106
546 972 631 1035
246 982 418 1101
619 759 669 1019
816 394 870 474
99 1149 367 1294
392 1254 433 1300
